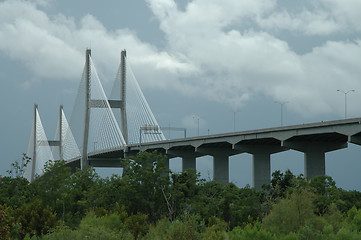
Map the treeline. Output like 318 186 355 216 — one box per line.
1 152 361 239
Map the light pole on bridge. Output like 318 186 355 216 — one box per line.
192 116 201 136
230 110 241 132
275 101 288 126
337 89 355 119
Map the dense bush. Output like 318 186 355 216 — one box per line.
1 152 361 239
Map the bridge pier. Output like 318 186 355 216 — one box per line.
196 146 239 185
164 157 170 170
213 152 229 184
304 152 325 179
183 155 196 170
253 153 271 190
235 144 287 190
282 140 347 179
167 148 203 172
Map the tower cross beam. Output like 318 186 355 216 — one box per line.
89 99 124 109
37 140 61 146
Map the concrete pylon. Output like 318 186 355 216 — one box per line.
29 104 62 181
252 153 271 190
235 144 287 190
213 152 230 184
167 148 203 172
282 140 347 179
196 146 240 185
120 50 128 144
31 104 38 182
81 48 91 170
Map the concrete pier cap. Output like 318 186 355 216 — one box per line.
282 133 348 179
234 138 288 190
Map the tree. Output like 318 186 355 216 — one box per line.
264 169 297 200
166 168 202 220
336 190 361 213
65 166 100 226
193 181 225 223
229 222 276 240
31 160 72 218
16 199 57 238
0 155 32 209
263 188 317 235
6 154 31 179
120 152 171 222
0 205 9 240
0 176 30 209
223 185 262 229
309 175 339 216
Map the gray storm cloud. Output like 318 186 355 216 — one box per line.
0 0 361 117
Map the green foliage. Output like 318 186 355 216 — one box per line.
265 169 297 199
0 205 9 240
6 154 31 178
200 216 228 240
223 184 262 228
322 203 344 232
263 188 317 235
228 222 276 240
345 206 361 232
144 215 200 240
32 160 71 217
32 213 133 240
16 199 58 238
4 154 361 239
309 175 338 215
168 168 202 220
336 189 361 213
125 213 149 239
0 176 30 209
75 212 133 240
121 152 170 222
335 227 361 240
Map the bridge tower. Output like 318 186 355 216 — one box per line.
31 104 37 181
81 49 91 169
120 50 128 144
80 49 128 169
28 104 63 181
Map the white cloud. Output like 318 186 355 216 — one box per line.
256 0 361 35
257 10 342 35
144 0 361 117
0 0 82 80
1 0 361 119
321 0 361 32
0 0 194 85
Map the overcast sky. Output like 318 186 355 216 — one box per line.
1 0 361 189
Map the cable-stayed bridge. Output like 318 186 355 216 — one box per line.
25 49 361 189
25 49 165 180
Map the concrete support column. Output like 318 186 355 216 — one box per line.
304 151 325 179
196 146 239 185
182 156 196 171
253 153 271 190
164 157 170 170
166 148 201 172
235 143 287 190
282 140 346 180
213 153 229 184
